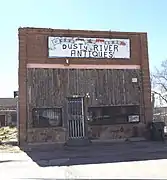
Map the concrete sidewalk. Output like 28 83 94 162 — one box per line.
1 150 167 179
1 141 167 179
21 140 167 166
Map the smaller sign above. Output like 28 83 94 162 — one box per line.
48 37 130 59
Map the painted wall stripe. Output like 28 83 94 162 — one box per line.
27 63 140 69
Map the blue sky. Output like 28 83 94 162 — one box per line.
0 0 166 97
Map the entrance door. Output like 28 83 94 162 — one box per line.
67 96 86 140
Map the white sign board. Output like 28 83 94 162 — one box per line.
128 115 140 123
132 78 138 83
48 37 130 59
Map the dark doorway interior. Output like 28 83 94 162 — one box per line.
0 115 6 127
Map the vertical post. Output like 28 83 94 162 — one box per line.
18 28 28 146
140 33 153 124
16 97 19 131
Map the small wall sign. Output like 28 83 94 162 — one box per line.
128 115 140 122
132 78 138 83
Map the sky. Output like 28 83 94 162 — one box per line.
0 0 166 98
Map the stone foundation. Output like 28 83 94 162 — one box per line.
26 123 147 144
88 123 146 140
27 127 66 143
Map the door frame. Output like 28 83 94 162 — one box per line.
66 95 89 140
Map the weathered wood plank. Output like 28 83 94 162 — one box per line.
27 68 142 128
27 68 141 108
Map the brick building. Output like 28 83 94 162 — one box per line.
0 98 17 127
18 27 152 146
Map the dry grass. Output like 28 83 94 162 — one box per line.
0 126 21 153
0 144 21 153
0 126 17 142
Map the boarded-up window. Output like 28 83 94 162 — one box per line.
32 108 62 128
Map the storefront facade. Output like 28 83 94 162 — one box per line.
18 28 152 146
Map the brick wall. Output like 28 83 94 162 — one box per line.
140 34 152 124
24 28 141 65
18 29 27 145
